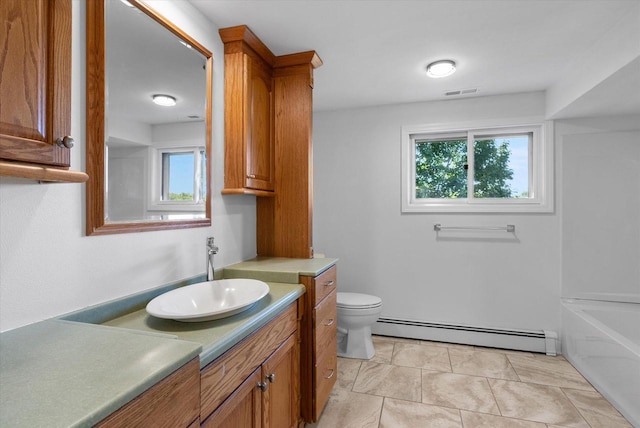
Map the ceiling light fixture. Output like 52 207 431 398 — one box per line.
152 94 177 107
426 60 456 78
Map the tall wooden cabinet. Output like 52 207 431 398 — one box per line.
220 25 333 424
219 26 322 258
260 52 321 259
0 0 87 182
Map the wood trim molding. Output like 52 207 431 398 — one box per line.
0 160 88 183
274 51 323 69
219 25 277 66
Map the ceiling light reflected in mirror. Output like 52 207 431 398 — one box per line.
152 94 177 106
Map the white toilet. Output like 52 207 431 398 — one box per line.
336 292 383 359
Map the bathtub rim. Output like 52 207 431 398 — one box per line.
561 298 640 427
561 298 639 356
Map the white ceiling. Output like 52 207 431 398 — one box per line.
189 0 640 114
108 0 208 129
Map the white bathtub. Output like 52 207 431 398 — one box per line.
562 299 640 427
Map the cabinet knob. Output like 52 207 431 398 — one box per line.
266 373 276 383
56 136 75 149
257 381 268 392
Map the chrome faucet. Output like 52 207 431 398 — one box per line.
206 237 219 281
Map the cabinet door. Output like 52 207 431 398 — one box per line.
245 56 274 191
262 334 298 428
0 0 72 167
202 368 262 428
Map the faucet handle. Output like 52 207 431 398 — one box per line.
206 237 219 253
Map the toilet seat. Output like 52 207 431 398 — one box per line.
337 292 382 309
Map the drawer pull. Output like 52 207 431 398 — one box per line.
323 280 335 287
323 318 335 326
324 369 335 379
266 373 276 383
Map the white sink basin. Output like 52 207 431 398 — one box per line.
146 279 270 322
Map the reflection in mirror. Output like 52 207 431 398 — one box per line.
86 0 212 234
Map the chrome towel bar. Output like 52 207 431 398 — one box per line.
434 224 516 232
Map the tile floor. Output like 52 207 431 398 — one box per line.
307 336 632 428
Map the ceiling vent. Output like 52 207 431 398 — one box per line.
445 88 478 97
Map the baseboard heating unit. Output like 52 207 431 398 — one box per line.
374 317 558 355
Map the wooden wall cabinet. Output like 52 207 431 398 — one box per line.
0 0 87 183
220 25 322 258
300 265 338 423
96 358 200 428
219 26 276 196
200 302 301 427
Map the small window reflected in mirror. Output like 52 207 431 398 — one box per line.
162 151 196 201
157 147 206 206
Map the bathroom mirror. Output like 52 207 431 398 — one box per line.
86 0 212 235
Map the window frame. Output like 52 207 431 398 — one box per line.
148 146 206 212
401 119 554 213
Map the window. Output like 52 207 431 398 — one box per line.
151 147 206 211
402 121 553 213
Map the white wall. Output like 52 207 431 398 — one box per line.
109 114 153 146
313 92 563 334
0 0 257 332
108 146 148 220
546 2 640 119
557 116 640 302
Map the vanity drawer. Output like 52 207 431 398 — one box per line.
313 347 337 421
312 265 337 306
200 303 297 419
313 290 337 357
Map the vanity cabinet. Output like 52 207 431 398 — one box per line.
219 26 275 196
300 265 338 422
203 335 298 428
96 358 200 428
0 0 87 182
200 302 301 427
203 367 262 427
